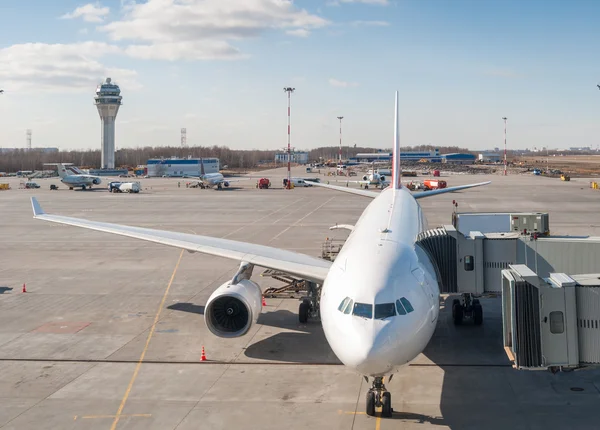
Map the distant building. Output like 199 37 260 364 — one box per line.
275 152 309 164
351 149 442 163
146 157 220 177
87 168 128 176
478 153 501 163
442 153 476 164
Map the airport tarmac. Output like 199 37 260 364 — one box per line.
1 167 600 430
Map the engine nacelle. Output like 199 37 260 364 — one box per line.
379 175 385 182
92 177 102 185
204 279 262 338
362 175 369 181
223 181 230 187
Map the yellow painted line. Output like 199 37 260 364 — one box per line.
109 250 184 430
77 414 152 420
375 415 381 430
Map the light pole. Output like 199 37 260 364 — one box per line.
283 87 295 189
337 116 343 168
502 117 507 176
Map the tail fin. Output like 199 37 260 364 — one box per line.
56 163 68 179
200 157 206 176
392 91 401 190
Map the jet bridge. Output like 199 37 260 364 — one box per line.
416 212 600 294
502 265 600 371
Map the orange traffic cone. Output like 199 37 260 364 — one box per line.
201 346 207 361
262 296 267 307
22 283 26 293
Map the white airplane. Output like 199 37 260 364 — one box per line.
29 92 490 417
45 163 102 190
187 158 242 190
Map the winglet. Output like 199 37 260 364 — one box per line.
31 197 45 217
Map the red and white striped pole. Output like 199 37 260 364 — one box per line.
502 117 507 176
284 87 295 189
337 116 343 167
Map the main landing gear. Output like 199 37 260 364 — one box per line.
452 293 483 326
298 281 320 323
365 376 392 417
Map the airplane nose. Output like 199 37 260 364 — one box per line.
343 324 395 375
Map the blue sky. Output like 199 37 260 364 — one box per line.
0 0 599 151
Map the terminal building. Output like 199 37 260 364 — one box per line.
146 157 220 177
275 152 309 164
350 149 442 163
478 152 502 163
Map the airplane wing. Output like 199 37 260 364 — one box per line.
30 198 331 283
412 181 491 199
305 180 381 198
307 179 491 199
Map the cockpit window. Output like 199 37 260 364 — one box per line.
374 303 396 319
400 297 414 313
338 297 354 314
352 302 373 319
395 299 407 315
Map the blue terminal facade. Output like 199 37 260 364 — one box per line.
146 158 220 177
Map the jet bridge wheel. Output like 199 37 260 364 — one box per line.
452 302 464 325
474 303 483 326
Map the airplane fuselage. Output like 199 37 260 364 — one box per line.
61 175 101 189
320 186 440 377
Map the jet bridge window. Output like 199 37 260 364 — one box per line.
352 303 373 319
338 297 354 314
374 303 396 319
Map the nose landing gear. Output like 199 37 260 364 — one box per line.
365 376 392 417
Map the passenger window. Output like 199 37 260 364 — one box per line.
400 297 414 313
374 303 396 319
550 311 564 334
352 303 373 319
395 300 407 315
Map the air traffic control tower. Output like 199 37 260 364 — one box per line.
94 77 122 169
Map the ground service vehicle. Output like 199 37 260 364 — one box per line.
423 179 447 190
257 178 270 189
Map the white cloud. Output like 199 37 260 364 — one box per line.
99 0 330 61
329 78 359 88
0 42 139 93
61 3 110 23
350 20 390 26
286 29 311 37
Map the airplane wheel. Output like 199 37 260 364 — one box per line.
381 392 392 417
474 304 483 326
453 303 463 325
366 391 376 417
298 302 309 323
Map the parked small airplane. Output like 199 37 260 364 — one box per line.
30 92 490 417
187 158 243 190
44 163 102 190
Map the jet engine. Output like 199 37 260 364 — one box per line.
223 181 230 187
362 175 369 181
92 178 102 185
204 279 262 338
